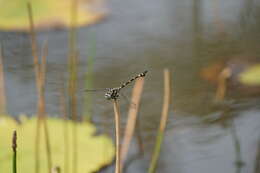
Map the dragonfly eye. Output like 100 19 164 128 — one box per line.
104 93 112 100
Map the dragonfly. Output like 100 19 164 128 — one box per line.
85 70 148 100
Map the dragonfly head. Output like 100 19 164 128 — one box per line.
105 88 120 100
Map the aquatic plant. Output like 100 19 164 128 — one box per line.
0 0 106 31
0 116 115 173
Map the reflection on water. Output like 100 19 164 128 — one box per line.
1 0 260 172
162 110 260 173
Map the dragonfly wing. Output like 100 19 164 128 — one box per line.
85 88 108 92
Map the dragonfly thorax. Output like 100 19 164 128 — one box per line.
104 88 120 100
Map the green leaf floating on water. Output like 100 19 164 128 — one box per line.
0 116 115 173
238 64 260 86
0 0 106 31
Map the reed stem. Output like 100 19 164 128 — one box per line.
27 3 40 173
215 67 231 101
113 99 121 173
27 3 52 173
148 69 171 173
120 76 145 169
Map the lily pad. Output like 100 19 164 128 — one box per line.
0 116 114 173
0 0 107 31
238 64 260 86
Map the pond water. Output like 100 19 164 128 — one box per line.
1 0 260 173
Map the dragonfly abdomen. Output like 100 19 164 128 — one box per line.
119 70 148 90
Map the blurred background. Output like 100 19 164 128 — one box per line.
1 0 260 172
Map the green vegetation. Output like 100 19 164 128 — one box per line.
0 116 115 173
238 64 260 86
0 0 106 31
0 2 174 173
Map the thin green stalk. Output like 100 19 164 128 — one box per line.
68 53 78 173
35 112 41 173
0 44 6 115
83 32 96 122
148 131 163 173
148 69 171 173
113 99 121 173
12 130 17 173
41 42 53 173
68 0 79 172
68 51 79 173
59 79 69 173
72 122 78 173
